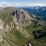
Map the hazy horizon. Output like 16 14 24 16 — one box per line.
0 0 46 7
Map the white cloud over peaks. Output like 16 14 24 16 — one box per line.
32 2 44 6
0 2 45 7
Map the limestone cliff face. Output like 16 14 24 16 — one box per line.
12 9 34 26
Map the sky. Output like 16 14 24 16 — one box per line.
0 0 46 7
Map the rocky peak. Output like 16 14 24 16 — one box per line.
12 9 33 26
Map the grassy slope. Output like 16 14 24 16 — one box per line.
0 12 13 24
0 42 2 46
3 28 28 46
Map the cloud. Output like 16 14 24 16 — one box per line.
31 2 45 6
0 2 45 7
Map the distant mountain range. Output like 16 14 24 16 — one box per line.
18 6 46 21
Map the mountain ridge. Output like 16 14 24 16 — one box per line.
0 7 46 46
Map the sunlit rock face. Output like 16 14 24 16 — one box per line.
12 9 33 26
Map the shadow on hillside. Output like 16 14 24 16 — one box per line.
34 32 46 39
32 30 46 39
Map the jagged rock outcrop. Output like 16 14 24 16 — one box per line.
12 9 34 26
